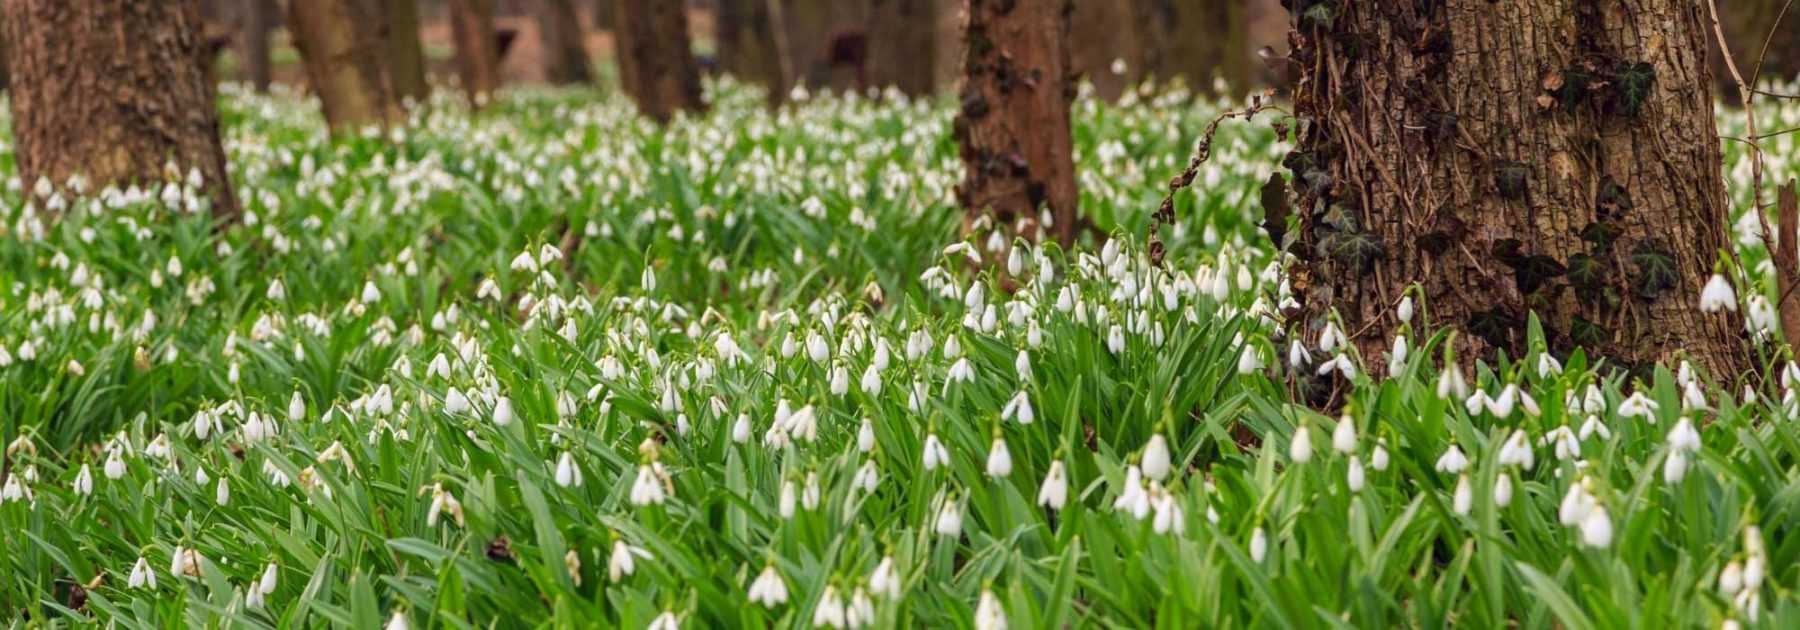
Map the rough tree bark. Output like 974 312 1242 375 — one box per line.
449 0 502 104
717 0 790 101
1 0 238 218
386 0 430 103
865 0 937 96
1133 0 1247 92
1282 0 1744 378
290 0 397 134
613 0 704 123
244 0 273 92
536 0 591 84
954 0 1078 247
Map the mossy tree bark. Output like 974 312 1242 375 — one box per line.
1 0 238 218
954 0 1078 247
536 0 591 84
865 0 937 96
290 0 397 135
1283 0 1744 378
385 0 429 103
718 0 790 101
613 0 704 123
449 0 501 104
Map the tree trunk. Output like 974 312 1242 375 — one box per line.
1133 0 1247 92
1284 0 1743 378
1712 0 1800 99
614 0 704 122
865 0 936 96
954 0 1078 247
781 0 869 91
449 0 501 104
386 0 429 103
245 0 273 92
289 0 397 135
1068 0 1145 101
1 0 238 218
717 0 790 100
536 0 591 84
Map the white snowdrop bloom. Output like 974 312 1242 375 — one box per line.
946 358 976 386
1015 350 1033 381
1437 363 1470 400
216 476 231 506
608 539 652 582
1494 473 1514 507
779 479 798 519
922 433 951 470
1743 555 1765 591
813 585 848 629
1537 352 1563 378
802 472 822 510
1055 286 1076 313
1316 353 1356 379
1371 440 1390 471
935 496 964 536
443 388 472 415
1288 340 1310 369
1618 391 1659 422
1107 325 1126 354
360 281 382 303
1582 385 1607 414
847 587 875 628
0 475 28 503
1237 345 1265 373
1452 474 1473 515
288 391 306 422
943 335 963 359
807 332 830 363
1037 460 1068 510
1579 414 1611 441
1288 425 1313 464
1347 455 1365 492
852 459 881 493
491 396 514 427
258 561 279 595
1668 417 1702 453
1112 465 1151 519
747 565 789 608
1545 425 1581 460
1397 295 1414 323
975 588 1007 630
1498 430 1534 469
425 483 464 527
986 438 1013 477
1142 433 1172 480
732 414 753 443
860 363 883 395
1487 385 1518 418
1682 380 1707 410
1249 526 1269 562
857 419 876 452
1318 320 1344 353
1519 387 1541 417
386 610 411 630
1746 294 1778 336
1002 391 1034 425
1435 445 1469 474
1579 504 1613 548
128 556 156 589
629 465 667 506
780 333 798 359
1719 560 1744 596
104 449 127 479
1332 415 1357 454
555 452 583 488
73 464 93 496
869 556 901 598
1462 389 1491 417
640 266 657 292
1663 450 1690 484
830 365 851 396
1700 273 1737 312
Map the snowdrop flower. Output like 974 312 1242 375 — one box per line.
288 391 306 422
857 419 876 452
425 483 464 527
1435 444 1468 474
1387 334 1410 374
1331 415 1357 454
1289 425 1313 463
1579 414 1612 441
386 610 411 630
608 539 652 582
1582 385 1608 414
104 449 127 479
935 496 964 536
851 459 880 493
1462 389 1491 416
73 464 93 496
259 562 279 595
1002 391 1034 424
986 437 1013 477
1437 363 1470 400
1497 430 1534 469
747 565 789 607
814 585 848 628
1537 352 1563 378
1347 455 1365 492
360 281 382 303
555 452 583 488
1719 560 1744 596
1559 480 1595 526
647 611 679 630
922 432 951 471
1316 353 1356 378
869 556 901 598
1318 321 1344 353
1682 380 1707 410
1397 295 1414 323
1663 450 1690 484
807 332 830 363
1452 474 1473 515
1668 417 1702 453
1107 325 1126 354
946 358 975 387
1545 425 1581 460
629 464 667 506
1579 504 1613 548
1486 385 1519 418
860 364 882 395
1037 460 1068 510
779 479 798 519
1112 465 1151 519
128 556 156 589
1371 440 1390 471
492 396 514 426
975 587 1007 630
1288 340 1309 369
1249 526 1269 562
1142 433 1172 480
802 472 822 510
847 587 875 627
216 476 231 506
443 388 471 415
1493 473 1514 507
1014 350 1032 381
1700 273 1737 312
1618 391 1659 422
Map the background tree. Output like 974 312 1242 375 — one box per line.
2 0 238 217
781 0 869 91
613 0 704 122
449 0 501 103
864 0 938 96
955 0 1078 246
242 0 274 92
1712 0 1800 98
1133 0 1247 91
717 0 790 101
290 0 398 134
1068 0 1143 101
535 0 591 84
1280 0 1742 376
386 0 429 102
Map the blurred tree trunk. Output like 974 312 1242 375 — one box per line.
955 0 1077 246
613 0 704 122
865 0 936 96
245 0 273 91
593 0 613 31
1133 0 1246 92
449 0 501 104
781 0 868 91
386 0 429 103
1712 0 1800 99
290 0 397 134
536 0 591 84
717 0 790 101
1 0 238 218
1284 0 1743 378
1068 0 1144 101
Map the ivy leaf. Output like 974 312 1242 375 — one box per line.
1495 161 1531 199
1596 178 1633 218
1302 3 1336 29
1566 253 1607 289
1513 255 1567 295
1468 308 1522 352
1570 316 1607 347
1611 62 1656 116
1317 228 1385 271
1629 242 1678 299
1579 221 1623 252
